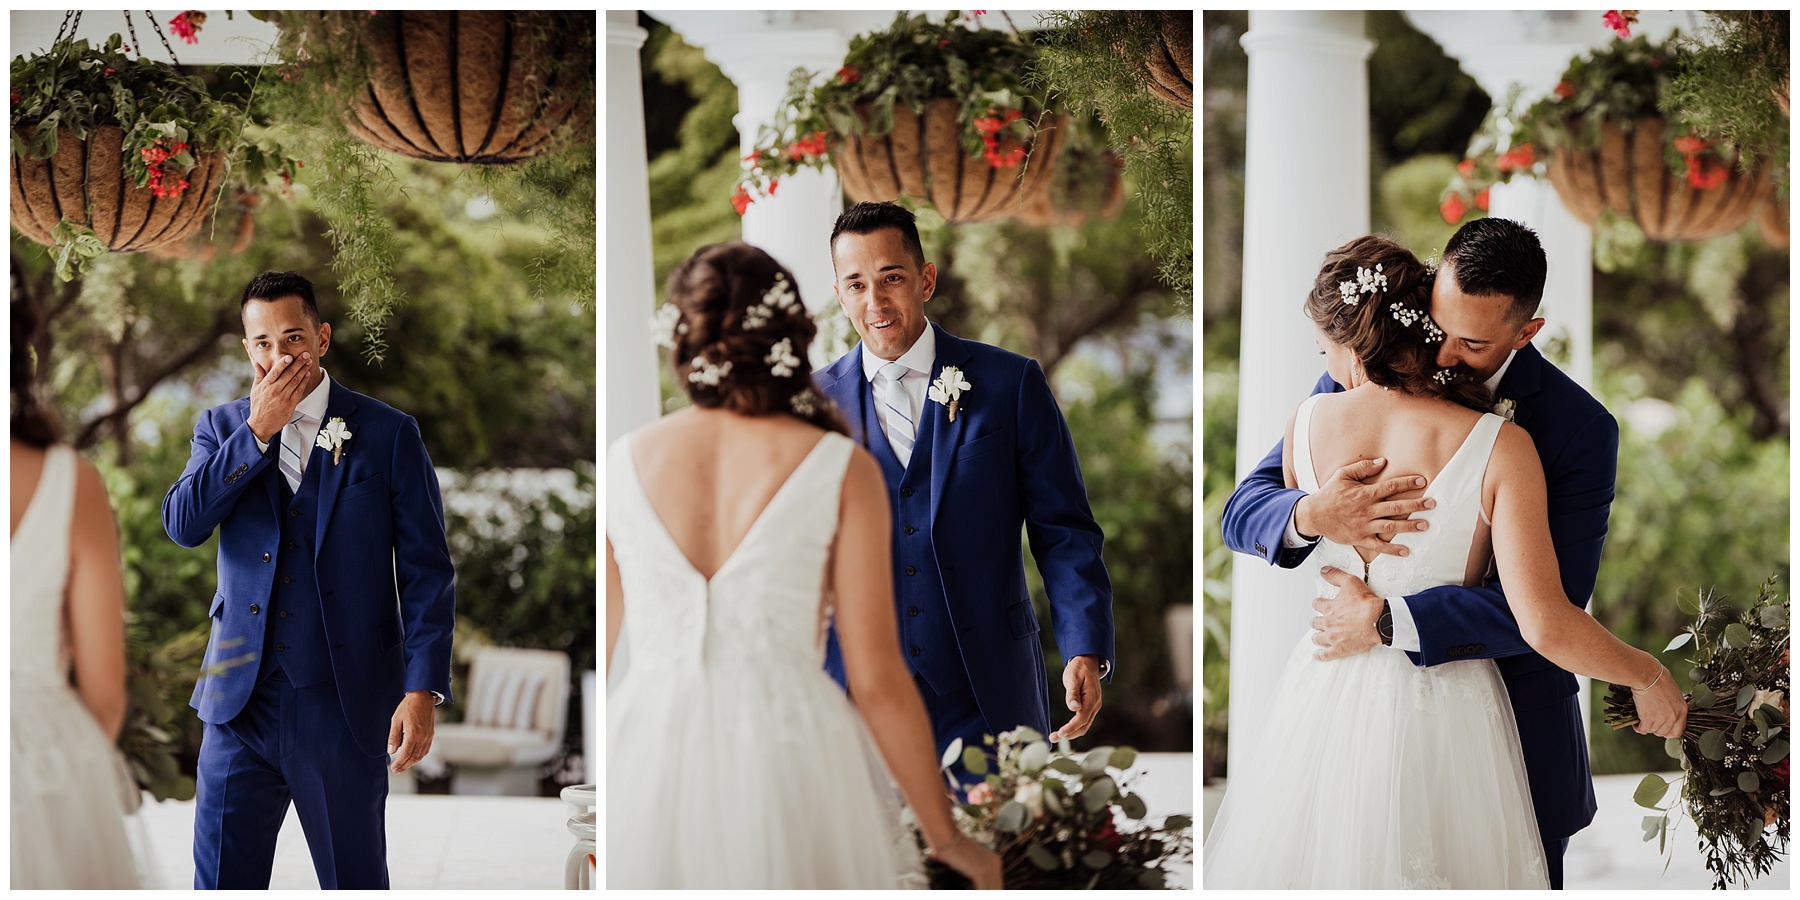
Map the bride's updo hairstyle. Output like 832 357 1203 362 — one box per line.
663 242 849 435
1303 235 1492 412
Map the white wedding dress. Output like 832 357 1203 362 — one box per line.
606 430 920 889
1204 395 1550 889
11 446 145 889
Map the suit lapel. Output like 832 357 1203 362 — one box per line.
312 381 361 554
927 324 973 527
820 343 872 447
1497 344 1545 430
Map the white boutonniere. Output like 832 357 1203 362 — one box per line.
316 417 352 465
928 366 972 422
1493 398 1517 422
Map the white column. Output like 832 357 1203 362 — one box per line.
605 11 662 446
654 13 874 316
1227 12 1374 766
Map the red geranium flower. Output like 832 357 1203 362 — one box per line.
1475 189 1490 211
731 184 753 215
1602 10 1636 39
1495 143 1535 173
1439 193 1468 224
837 65 860 85
767 178 779 197
1456 159 1475 178
786 131 828 161
170 11 206 45
1673 135 1710 156
1686 162 1729 190
1554 81 1575 99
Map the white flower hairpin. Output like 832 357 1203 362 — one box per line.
1338 263 1388 306
743 273 802 330
650 303 686 349
765 338 801 378
1390 303 1446 343
687 357 732 386
790 388 821 416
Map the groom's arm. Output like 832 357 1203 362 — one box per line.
1401 410 1619 666
390 416 457 701
1220 371 1338 568
162 408 278 548
1014 359 1114 678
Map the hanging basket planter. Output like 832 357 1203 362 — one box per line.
1545 118 1768 242
1014 146 1126 228
1144 11 1194 111
343 11 595 164
833 100 1066 224
1757 194 1788 249
10 125 226 253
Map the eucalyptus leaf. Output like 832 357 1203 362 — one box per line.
1641 815 1663 842
1710 785 1738 797
1691 682 1716 708
940 737 963 771
1120 793 1148 820
1082 747 1115 775
1760 604 1785 629
1677 590 1702 615
1082 850 1112 869
1083 775 1117 812
1690 667 1710 685
1739 771 1761 793
1760 738 1788 764
1137 870 1166 889
1109 746 1138 769
1027 841 1060 871
1737 684 1758 713
1700 729 1729 760
996 801 1028 834
1633 773 1670 808
1664 631 1694 652
962 745 988 776
1044 788 1064 816
1048 757 1084 776
1664 736 1685 761
1019 740 1050 775
1723 623 1755 649
1163 814 1193 831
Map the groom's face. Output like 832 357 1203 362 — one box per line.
831 228 937 361
242 295 331 383
1429 262 1544 383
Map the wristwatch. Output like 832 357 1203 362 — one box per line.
1376 601 1394 646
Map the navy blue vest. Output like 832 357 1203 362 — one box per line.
257 458 332 686
858 378 966 695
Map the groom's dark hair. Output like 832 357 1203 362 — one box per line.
240 271 321 327
1441 218 1547 324
829 201 926 271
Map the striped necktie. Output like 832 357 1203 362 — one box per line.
879 361 915 468
278 411 309 491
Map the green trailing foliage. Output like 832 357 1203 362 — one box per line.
1032 11 1194 309
1664 11 1790 193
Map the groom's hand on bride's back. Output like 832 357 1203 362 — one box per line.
1294 457 1434 556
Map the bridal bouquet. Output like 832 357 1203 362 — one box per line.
1604 573 1789 889
915 727 1192 889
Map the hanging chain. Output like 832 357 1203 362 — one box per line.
144 11 184 67
51 10 82 47
123 10 141 57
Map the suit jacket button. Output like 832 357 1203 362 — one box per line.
234 464 247 475
907 607 919 617
901 487 915 497
262 553 272 563
289 508 300 518
904 526 916 535
249 604 260 615
905 565 917 576
1255 542 1268 555
909 646 922 657
282 575 292 584
280 610 289 618
1474 644 1485 652
276 643 286 652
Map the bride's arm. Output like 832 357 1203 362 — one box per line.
1487 424 1686 736
67 457 128 741
605 539 622 676
833 447 1000 887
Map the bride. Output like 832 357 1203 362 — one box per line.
1203 236 1687 888
605 242 1001 889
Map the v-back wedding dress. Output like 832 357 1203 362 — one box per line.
606 430 919 889
11 446 144 889
1203 394 1549 889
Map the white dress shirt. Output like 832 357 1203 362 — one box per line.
860 325 936 466
255 368 332 493
1286 350 1518 652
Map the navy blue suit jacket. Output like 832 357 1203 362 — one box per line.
1220 343 1613 840
163 379 457 758
816 324 1114 735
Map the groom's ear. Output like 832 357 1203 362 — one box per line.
1512 317 1546 349
316 322 331 357
920 261 938 302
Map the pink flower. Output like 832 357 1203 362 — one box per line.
169 11 206 45
965 782 994 805
1602 10 1636 39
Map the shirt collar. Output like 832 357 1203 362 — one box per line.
860 323 936 382
296 368 333 422
1481 350 1517 395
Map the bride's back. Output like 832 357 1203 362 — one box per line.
1303 388 1488 511
630 408 835 579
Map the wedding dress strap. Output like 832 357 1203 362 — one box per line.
1291 393 1327 494
1429 413 1506 507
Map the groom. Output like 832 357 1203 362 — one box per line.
1223 218 1608 889
163 271 455 889
815 202 1115 767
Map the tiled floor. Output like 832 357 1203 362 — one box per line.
133 792 587 889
